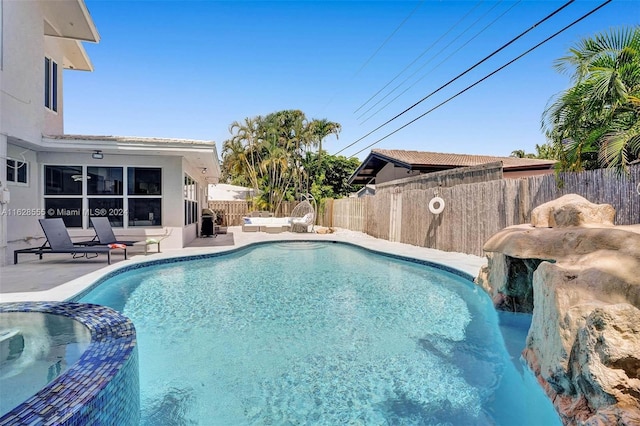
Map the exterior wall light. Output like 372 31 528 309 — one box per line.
202 168 207 174
92 150 103 160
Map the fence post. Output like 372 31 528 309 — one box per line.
518 178 530 224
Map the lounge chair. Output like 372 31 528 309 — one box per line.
13 218 125 265
83 217 141 246
80 217 161 255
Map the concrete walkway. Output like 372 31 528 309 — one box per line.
0 227 487 303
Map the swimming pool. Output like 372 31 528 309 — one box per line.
79 241 560 425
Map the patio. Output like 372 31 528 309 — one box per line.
0 227 487 303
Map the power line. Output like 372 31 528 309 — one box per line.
353 0 425 77
356 0 506 122
334 0 576 156
319 1 425 114
347 0 613 159
359 0 521 125
352 0 484 115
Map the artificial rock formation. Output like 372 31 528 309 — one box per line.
477 194 640 425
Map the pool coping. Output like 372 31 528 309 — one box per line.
0 229 487 303
70 240 478 302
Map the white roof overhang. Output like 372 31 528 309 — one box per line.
37 135 221 182
42 0 100 42
57 39 93 71
42 0 99 71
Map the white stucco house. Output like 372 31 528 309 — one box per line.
0 0 220 265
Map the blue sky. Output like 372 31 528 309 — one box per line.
65 0 638 160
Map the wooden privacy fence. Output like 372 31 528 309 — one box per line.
327 165 640 256
208 200 301 226
276 201 298 218
208 201 248 226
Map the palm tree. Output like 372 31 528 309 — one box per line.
220 110 343 210
221 137 250 186
533 143 561 160
542 26 640 173
308 118 342 175
228 117 262 190
509 149 536 159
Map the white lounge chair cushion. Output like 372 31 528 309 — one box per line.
292 213 313 225
243 217 292 226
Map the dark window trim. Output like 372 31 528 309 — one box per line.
44 57 58 112
6 157 28 185
43 164 164 229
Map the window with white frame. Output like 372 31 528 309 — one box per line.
184 174 198 226
6 158 28 184
44 57 58 112
44 165 162 228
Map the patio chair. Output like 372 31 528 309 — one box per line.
84 217 141 246
82 217 160 255
290 200 315 233
13 218 125 265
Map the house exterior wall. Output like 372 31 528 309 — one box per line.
1 0 46 144
182 157 211 246
5 145 41 251
3 152 189 265
0 1 220 265
0 135 7 265
43 37 65 135
1 0 46 265
376 163 421 184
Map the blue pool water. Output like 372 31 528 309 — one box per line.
79 242 560 425
0 312 91 417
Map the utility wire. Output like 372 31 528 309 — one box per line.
354 0 425 77
319 0 425 114
353 0 484 114
347 0 613 158
357 0 506 123
359 0 521 125
334 0 576 156
357 0 507 122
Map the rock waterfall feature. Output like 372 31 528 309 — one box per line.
476 194 640 425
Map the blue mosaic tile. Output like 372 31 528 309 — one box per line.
70 240 474 302
0 302 139 426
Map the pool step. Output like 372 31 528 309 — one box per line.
0 329 25 365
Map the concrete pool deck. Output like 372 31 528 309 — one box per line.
0 227 487 303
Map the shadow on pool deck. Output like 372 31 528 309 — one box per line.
0 252 130 294
0 233 236 295
184 232 235 248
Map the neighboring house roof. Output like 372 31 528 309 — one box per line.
349 149 556 184
357 184 375 197
349 184 376 198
